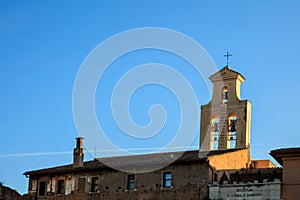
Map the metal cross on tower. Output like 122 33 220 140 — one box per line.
224 51 232 66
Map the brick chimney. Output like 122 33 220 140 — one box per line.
73 137 84 168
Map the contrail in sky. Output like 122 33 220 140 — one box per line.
0 144 295 158
0 146 200 158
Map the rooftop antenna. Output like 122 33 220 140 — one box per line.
94 146 97 158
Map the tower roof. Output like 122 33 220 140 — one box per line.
209 66 245 83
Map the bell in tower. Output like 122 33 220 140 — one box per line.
212 121 219 132
200 66 252 151
228 118 237 132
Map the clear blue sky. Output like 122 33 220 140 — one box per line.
1 0 300 194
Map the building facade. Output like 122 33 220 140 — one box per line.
23 66 277 200
24 143 251 199
270 147 300 200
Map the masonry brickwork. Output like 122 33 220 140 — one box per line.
26 161 209 200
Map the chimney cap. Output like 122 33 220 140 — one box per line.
75 137 84 148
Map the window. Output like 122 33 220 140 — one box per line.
127 174 135 190
78 177 86 193
57 180 65 194
223 86 229 104
38 181 46 196
163 172 172 187
213 173 218 182
90 177 99 192
211 116 219 150
227 114 237 149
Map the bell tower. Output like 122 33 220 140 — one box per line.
200 66 251 151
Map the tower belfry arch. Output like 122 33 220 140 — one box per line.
200 66 251 151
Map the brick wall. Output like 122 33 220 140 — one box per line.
27 162 210 200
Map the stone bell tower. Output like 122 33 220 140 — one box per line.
200 66 251 151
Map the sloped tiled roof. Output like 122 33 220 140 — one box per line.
24 148 246 176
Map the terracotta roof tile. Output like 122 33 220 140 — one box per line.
24 148 246 176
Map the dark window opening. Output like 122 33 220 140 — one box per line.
214 173 218 182
223 86 229 104
57 180 65 194
38 181 46 196
78 177 86 193
91 177 99 192
163 172 172 187
127 174 135 190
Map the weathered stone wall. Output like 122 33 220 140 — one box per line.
200 100 251 151
208 149 250 170
28 162 210 200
